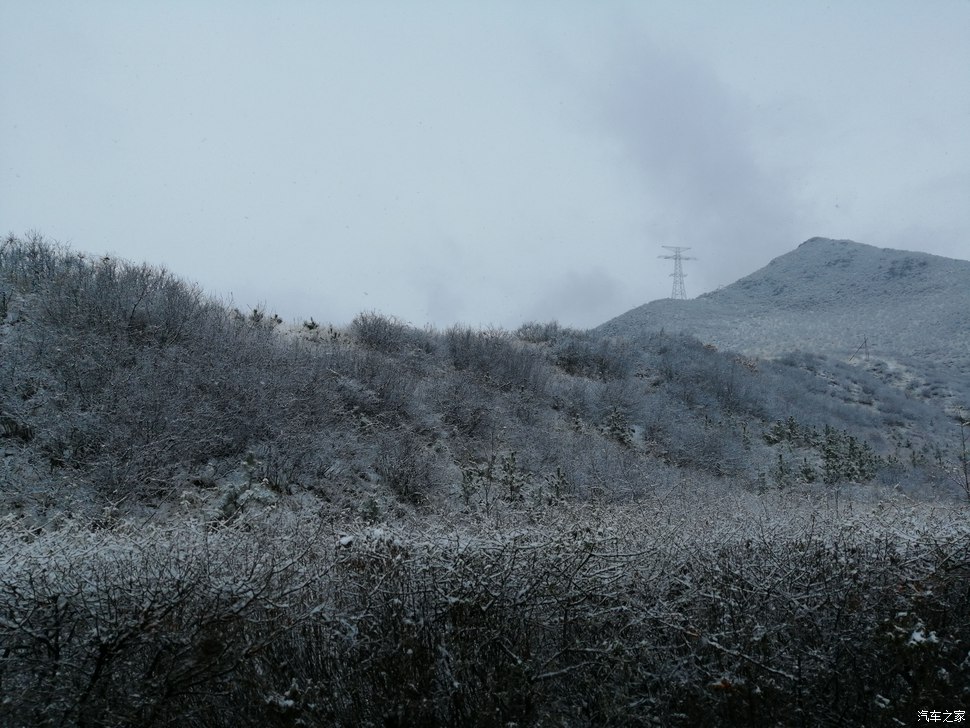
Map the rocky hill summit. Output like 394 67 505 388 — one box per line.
597 238 970 367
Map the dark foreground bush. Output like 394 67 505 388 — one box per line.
1 498 968 727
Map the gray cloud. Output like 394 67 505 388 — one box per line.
1 2 968 331
527 267 626 329
589 33 803 291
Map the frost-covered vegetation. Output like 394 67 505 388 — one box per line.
2 235 965 519
2 234 969 725
1 495 968 727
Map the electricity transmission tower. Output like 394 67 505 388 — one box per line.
659 246 697 299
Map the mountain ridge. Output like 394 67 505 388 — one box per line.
596 237 970 366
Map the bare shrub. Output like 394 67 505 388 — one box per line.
0 514 325 728
375 431 436 504
554 334 635 381
1 498 968 726
515 319 565 343
446 325 550 394
434 373 493 438
351 311 435 355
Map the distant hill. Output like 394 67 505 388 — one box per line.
596 238 970 368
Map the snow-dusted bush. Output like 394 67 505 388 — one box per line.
3 496 966 726
375 431 438 504
515 319 570 344
0 235 347 498
0 512 327 727
432 372 494 439
445 325 550 395
350 311 435 355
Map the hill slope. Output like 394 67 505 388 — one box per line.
597 237 970 367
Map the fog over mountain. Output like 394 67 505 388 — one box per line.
598 237 970 367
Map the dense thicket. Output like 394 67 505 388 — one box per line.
1 497 967 727
1 235 345 504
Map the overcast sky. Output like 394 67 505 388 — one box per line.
3 1 969 329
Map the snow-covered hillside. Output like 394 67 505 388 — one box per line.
3 235 969 725
597 237 970 367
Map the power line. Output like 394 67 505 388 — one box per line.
658 246 697 300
